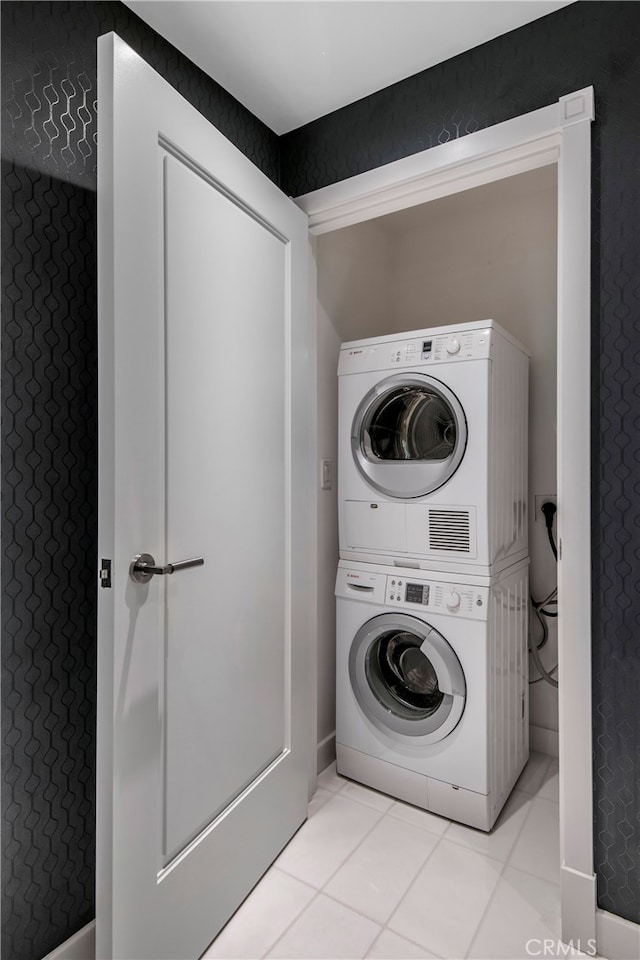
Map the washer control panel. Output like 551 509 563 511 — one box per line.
385 576 488 619
388 328 492 366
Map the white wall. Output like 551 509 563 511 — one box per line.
315 165 559 766
315 220 393 764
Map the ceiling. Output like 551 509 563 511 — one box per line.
125 1 574 135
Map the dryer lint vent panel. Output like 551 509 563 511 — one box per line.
427 509 473 553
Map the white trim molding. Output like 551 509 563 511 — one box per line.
597 909 640 960
555 86 596 948
296 89 594 236
561 865 597 950
41 921 96 960
559 88 595 126
317 730 336 774
295 87 612 949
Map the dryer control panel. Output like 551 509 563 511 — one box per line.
338 322 498 375
384 576 488 620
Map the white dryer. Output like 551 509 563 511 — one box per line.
338 320 529 575
335 558 529 831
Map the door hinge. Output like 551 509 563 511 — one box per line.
100 559 112 588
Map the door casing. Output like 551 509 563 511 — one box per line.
297 88 600 951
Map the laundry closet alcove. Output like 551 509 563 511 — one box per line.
296 87 599 952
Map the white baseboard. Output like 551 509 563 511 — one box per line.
530 722 559 757
597 908 640 960
560 864 597 949
41 921 95 960
317 730 336 773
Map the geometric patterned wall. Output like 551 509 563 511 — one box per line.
282 0 640 924
0 4 279 958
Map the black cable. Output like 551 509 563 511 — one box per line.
530 584 557 650
541 500 557 560
530 670 558 685
528 499 559 686
529 598 559 688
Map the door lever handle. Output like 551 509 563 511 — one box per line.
129 553 204 584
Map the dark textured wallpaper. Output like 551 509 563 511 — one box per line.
2 1 640 957
0 3 279 958
282 1 640 926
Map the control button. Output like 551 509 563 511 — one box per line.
391 579 396 585
390 594 395 601
476 598 483 606
445 590 461 611
398 580 403 586
446 336 461 355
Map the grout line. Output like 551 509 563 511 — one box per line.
382 830 447 945
275 860 322 888
270 800 447 956
314 796 388 888
260 887 325 960
364 928 385 959
462 850 510 958
268 786 388 898
501 859 561 889
464 769 561 958
385 804 452 838
434 831 516 871
375 926 448 960
338 786 396 816
257 782 380 958
504 792 561 885
312 888 386 932
502 861 561 890
534 793 561 809
264 759 561 959
319 825 439 929
514 752 552 796
441 788 534 863
203 865 318 959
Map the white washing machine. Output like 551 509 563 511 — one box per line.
335 558 529 830
338 320 529 576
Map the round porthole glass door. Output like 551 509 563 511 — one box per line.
349 613 466 742
351 374 467 498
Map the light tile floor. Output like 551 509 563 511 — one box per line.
202 752 594 960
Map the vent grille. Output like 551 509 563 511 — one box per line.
428 509 472 553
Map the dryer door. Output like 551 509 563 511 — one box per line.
352 374 467 499
349 613 466 743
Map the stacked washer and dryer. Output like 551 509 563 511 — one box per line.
335 320 530 831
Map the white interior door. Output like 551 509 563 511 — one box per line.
97 33 311 960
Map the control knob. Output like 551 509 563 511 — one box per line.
446 336 461 355
445 590 461 611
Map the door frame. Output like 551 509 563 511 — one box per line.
295 88 612 952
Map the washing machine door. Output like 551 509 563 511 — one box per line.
351 373 467 499
349 613 466 743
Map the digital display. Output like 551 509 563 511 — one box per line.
422 340 433 353
405 583 429 604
